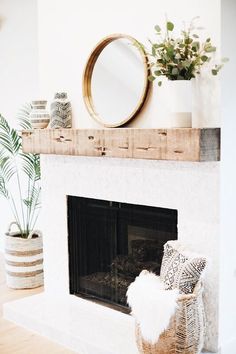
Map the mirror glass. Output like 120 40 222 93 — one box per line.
83 35 150 127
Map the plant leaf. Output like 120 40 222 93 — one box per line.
0 175 9 199
17 103 32 130
167 21 174 31
152 45 156 56
0 152 16 182
155 25 161 33
0 115 21 156
154 70 162 76
23 186 41 209
148 75 156 82
192 41 200 50
205 46 216 53
201 55 208 62
175 53 181 60
21 153 41 181
222 57 229 63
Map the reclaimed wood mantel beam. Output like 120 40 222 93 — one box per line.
22 128 220 162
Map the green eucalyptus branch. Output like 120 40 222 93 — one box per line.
142 18 228 86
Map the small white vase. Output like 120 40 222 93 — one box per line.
29 100 50 129
167 80 192 128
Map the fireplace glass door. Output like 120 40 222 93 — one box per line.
67 196 177 310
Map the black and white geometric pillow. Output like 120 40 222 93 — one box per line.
160 242 207 294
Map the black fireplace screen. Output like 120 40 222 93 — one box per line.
67 196 177 310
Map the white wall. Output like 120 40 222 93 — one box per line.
0 0 38 248
219 0 236 352
36 0 222 351
37 0 221 129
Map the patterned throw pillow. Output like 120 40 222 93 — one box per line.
160 242 207 294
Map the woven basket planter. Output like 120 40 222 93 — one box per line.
5 222 44 289
135 281 205 354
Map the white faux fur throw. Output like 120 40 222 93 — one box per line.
127 270 179 344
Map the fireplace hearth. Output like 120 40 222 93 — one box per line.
68 196 178 310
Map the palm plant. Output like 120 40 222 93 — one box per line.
0 105 41 238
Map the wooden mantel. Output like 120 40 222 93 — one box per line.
22 128 220 162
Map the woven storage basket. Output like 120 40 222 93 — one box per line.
135 281 205 354
5 222 43 289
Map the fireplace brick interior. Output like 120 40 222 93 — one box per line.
68 196 178 310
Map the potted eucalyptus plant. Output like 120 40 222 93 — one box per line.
142 18 227 127
0 106 43 289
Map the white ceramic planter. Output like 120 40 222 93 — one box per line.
167 80 192 128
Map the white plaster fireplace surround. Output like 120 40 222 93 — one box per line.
4 155 220 353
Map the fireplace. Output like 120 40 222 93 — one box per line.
67 196 178 310
3 156 219 352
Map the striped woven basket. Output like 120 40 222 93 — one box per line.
135 281 205 354
5 222 44 289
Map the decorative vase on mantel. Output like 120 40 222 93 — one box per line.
168 80 192 128
50 92 72 129
29 100 50 129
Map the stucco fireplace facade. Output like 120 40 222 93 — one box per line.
3 155 220 353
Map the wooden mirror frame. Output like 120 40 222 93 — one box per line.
82 34 151 128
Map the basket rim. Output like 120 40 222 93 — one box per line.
177 280 203 302
5 233 42 244
5 233 42 240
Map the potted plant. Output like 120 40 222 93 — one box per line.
0 107 43 289
142 18 227 127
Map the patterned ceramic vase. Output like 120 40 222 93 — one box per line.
50 92 72 128
29 100 50 129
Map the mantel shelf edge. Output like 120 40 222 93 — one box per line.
22 128 220 162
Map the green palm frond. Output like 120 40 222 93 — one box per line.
0 115 21 156
0 175 9 199
23 185 41 209
0 149 15 199
21 153 41 181
17 103 32 130
0 150 16 182
0 110 41 237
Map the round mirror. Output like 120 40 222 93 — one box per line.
83 34 150 128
